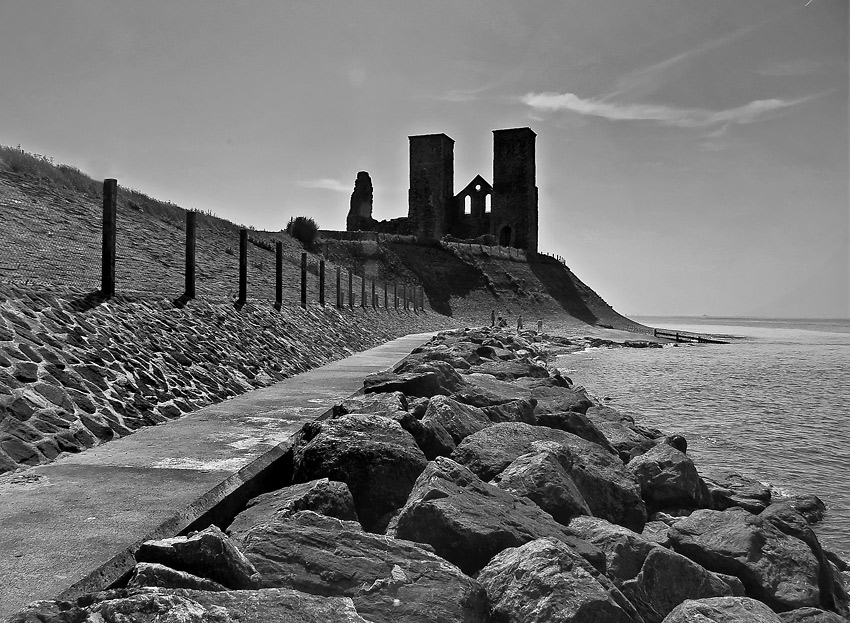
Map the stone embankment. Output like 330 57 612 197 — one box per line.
11 327 849 623
0 283 457 473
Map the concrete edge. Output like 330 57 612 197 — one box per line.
50 334 431 603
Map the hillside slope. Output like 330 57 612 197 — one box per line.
1 146 642 332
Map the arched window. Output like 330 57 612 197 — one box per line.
464 195 472 215
484 194 491 213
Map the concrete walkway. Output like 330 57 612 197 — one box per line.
0 332 435 621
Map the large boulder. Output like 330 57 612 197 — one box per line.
565 516 658 583
364 361 466 398
760 500 849 615
527 382 595 415
452 422 646 531
699 468 772 513
668 507 822 611
627 443 712 511
622 546 734 623
10 587 375 623
480 398 537 424
334 392 408 417
778 607 850 622
126 562 227 591
291 415 428 530
450 373 532 407
493 447 591 524
226 478 358 537
534 409 616 451
388 456 604 575
585 405 655 461
464 359 550 381
661 596 783 622
135 525 259 589
420 395 492 446
235 511 489 623
477 538 641 623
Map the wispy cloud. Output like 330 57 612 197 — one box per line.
298 178 351 193
521 92 812 128
605 5 801 101
758 59 822 77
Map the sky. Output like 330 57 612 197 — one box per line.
1 0 847 318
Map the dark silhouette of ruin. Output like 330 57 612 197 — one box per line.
345 127 538 252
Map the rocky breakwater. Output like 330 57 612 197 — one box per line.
10 327 850 623
0 283 455 473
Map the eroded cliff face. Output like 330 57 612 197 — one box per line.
0 283 457 473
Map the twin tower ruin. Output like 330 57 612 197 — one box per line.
346 127 538 253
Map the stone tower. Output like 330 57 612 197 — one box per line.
346 171 374 232
491 127 538 253
408 133 454 241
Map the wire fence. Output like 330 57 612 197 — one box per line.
1 178 424 311
0 172 101 289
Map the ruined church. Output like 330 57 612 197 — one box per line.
346 127 538 253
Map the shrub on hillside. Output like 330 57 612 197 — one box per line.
286 216 320 251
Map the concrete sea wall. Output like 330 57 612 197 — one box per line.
0 283 457 473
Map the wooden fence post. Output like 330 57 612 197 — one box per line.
361 273 366 308
394 281 398 310
235 228 248 309
384 282 388 311
348 270 353 308
403 283 408 310
371 279 376 308
319 259 325 307
336 266 342 308
300 252 307 309
274 241 282 310
184 210 196 299
101 179 117 298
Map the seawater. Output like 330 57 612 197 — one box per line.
556 316 850 560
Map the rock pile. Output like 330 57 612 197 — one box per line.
0 284 455 473
10 327 849 622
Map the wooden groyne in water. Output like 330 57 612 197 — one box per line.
652 328 728 344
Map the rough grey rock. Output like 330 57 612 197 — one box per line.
450 372 532 407
526 382 594 415
364 361 466 398
627 443 712 510
420 395 492 446
622 546 734 623
9 587 374 623
335 392 408 417
126 562 227 591
135 525 259 589
227 478 358 537
464 359 550 381
452 422 646 531
291 414 428 531
699 468 772 513
661 596 783 622
477 538 641 623
760 500 849 615
668 507 822 611
565 515 658 583
778 607 850 622
236 510 489 623
493 449 591 524
585 405 654 461
534 409 616 452
480 397 537 424
389 456 604 575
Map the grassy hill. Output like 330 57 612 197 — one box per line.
0 144 644 332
